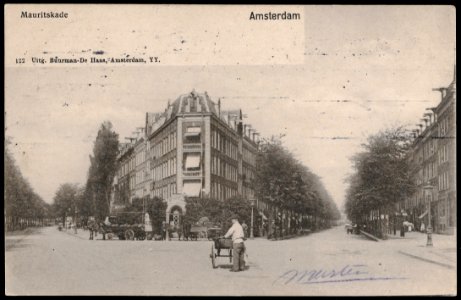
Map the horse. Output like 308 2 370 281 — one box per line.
88 219 99 240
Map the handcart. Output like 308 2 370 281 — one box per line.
210 237 233 269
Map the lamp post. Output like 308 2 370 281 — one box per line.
74 207 78 234
250 198 255 239
423 185 433 247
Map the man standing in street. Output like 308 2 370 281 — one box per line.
224 215 246 272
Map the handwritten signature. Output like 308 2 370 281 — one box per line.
273 264 405 285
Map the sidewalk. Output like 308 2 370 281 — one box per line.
385 231 456 270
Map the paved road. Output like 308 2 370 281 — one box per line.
5 226 456 296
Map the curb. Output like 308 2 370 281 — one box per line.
397 250 455 270
360 230 380 241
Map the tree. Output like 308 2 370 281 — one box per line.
83 121 119 220
220 196 252 229
183 196 223 226
52 183 79 222
5 138 51 229
254 136 340 228
118 196 167 234
145 196 168 234
344 127 415 238
183 196 252 230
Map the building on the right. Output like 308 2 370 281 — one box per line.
403 66 456 235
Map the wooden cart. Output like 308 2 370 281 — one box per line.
210 237 233 269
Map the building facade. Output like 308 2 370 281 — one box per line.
110 91 259 228
401 68 456 235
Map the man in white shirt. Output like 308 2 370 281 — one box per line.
224 215 246 272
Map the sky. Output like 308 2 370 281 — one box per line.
5 5 456 210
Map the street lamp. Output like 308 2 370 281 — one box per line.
74 207 78 234
423 185 434 247
250 198 256 239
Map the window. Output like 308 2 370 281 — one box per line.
183 180 201 197
184 126 201 144
439 172 450 191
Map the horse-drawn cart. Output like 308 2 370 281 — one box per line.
188 217 223 240
99 215 152 240
210 237 233 268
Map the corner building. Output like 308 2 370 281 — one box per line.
111 91 259 228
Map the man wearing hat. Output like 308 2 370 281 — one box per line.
224 215 246 272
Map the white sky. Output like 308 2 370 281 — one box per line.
5 6 456 210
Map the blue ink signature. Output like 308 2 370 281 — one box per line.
273 264 405 285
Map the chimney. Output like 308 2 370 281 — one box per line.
426 107 437 123
218 98 221 118
423 112 432 124
237 109 243 136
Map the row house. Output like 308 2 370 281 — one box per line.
401 67 456 235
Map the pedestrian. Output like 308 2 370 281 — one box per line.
223 215 246 272
420 222 425 233
242 221 248 238
161 221 167 240
269 220 275 240
144 213 153 241
400 221 405 237
275 213 282 239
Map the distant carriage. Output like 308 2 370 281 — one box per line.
188 217 222 241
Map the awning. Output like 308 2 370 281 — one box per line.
187 127 201 133
185 127 201 136
183 182 201 197
185 154 201 169
185 132 201 137
419 210 428 219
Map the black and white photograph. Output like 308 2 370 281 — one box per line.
4 4 456 296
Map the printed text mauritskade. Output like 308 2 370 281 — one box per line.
21 11 69 18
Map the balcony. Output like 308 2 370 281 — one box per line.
183 143 202 152
183 170 201 177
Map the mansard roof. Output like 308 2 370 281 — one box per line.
171 90 218 115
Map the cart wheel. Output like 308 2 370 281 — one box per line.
125 229 135 240
211 244 217 269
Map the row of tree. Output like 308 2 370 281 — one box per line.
51 121 119 223
5 139 51 229
183 196 252 230
344 127 415 238
254 137 341 225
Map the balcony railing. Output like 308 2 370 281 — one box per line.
183 143 202 151
183 170 201 177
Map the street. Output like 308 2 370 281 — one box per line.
5 226 456 296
